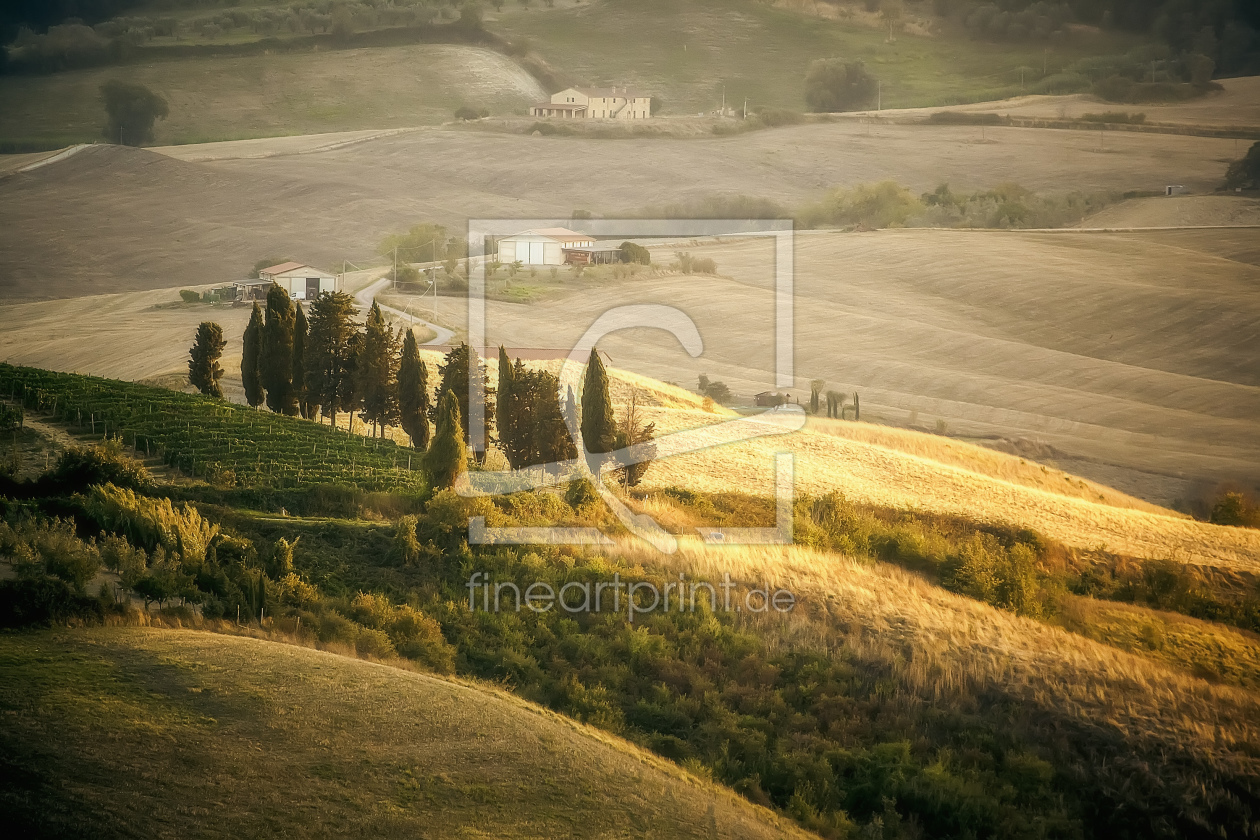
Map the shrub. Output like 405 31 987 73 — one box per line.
179 289 201 303
0 577 105 628
798 181 920 229
804 59 877 112
927 111 1004 125
43 440 151 493
1225 141 1260 190
85 483 219 565
619 241 651 265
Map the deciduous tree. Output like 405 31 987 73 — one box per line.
100 79 168 146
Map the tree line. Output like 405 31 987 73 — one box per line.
187 284 656 489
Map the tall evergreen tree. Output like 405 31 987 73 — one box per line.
398 329 431 450
580 348 617 470
358 301 400 437
434 343 494 464
293 303 311 419
533 370 577 472
304 291 358 427
241 303 264 408
426 390 468 490
262 283 298 415
495 346 518 466
187 321 226 398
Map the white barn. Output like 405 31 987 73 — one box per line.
237 261 338 301
497 228 594 266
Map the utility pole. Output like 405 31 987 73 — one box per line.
877 81 881 111
721 84 725 116
743 98 748 119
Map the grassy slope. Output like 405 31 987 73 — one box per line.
0 44 544 147
495 0 1135 114
0 627 810 840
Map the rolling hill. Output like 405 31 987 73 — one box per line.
0 119 1245 299
0 627 811 840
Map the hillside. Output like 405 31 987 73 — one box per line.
0 44 545 149
0 628 808 840
0 121 1245 299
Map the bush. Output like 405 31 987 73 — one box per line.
1080 111 1146 124
1032 72 1091 95
43 441 152 494
0 577 105 628
798 181 920 229
804 59 877 112
1225 141 1260 190
619 241 651 265
454 106 489 121
179 289 201 303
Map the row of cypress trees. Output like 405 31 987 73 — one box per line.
228 284 655 488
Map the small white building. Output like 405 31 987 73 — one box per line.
236 262 338 302
530 87 651 120
497 228 595 266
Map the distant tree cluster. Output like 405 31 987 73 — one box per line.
696 374 732 405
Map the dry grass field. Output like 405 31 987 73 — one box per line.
903 75 1260 130
0 627 808 840
0 118 1245 299
611 538 1260 787
1078 194 1260 227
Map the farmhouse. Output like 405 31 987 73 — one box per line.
530 87 651 120
235 262 337 302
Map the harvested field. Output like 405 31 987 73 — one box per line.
0 123 1244 299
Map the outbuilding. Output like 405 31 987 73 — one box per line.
497 228 595 266
236 262 338 301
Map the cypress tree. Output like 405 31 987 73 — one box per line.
434 343 494 463
241 303 264 408
293 303 311 419
304 291 358 427
580 348 617 470
187 321 226 398
262 283 297 415
533 370 577 473
358 301 399 437
495 346 517 467
426 390 468 490
398 329 431 450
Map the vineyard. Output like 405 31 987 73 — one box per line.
0 364 425 492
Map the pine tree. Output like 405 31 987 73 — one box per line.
262 283 298 415
580 348 617 471
358 302 400 437
532 370 577 472
188 321 226 398
426 390 468 490
398 329 431 450
304 291 358 427
293 303 311 419
434 343 494 464
241 303 264 408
